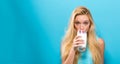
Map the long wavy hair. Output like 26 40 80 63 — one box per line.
61 6 103 64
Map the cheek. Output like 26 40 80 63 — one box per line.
74 25 79 30
85 25 90 31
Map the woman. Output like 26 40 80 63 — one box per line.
61 6 104 64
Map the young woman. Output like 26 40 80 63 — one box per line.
61 6 104 64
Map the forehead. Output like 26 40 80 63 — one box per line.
75 15 89 22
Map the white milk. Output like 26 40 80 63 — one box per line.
77 30 87 52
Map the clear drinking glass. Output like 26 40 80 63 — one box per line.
77 30 87 52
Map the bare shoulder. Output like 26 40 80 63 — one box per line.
97 38 105 51
98 38 105 46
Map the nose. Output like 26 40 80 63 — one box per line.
77 24 84 31
80 25 84 30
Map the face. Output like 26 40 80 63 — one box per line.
74 15 90 32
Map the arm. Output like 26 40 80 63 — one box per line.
98 38 105 64
62 36 83 64
62 47 76 64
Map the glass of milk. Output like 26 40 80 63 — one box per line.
77 30 87 52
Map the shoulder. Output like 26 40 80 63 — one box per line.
98 38 105 47
97 38 105 52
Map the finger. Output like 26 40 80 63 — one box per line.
75 36 82 40
73 45 81 48
74 44 83 48
73 41 84 45
75 38 84 42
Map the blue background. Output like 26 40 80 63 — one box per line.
0 0 120 64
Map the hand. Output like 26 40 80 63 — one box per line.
72 36 84 51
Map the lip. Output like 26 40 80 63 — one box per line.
77 29 87 33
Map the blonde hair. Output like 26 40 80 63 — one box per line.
61 6 103 64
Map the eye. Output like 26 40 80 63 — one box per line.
74 21 80 24
83 21 89 25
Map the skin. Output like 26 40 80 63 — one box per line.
74 15 90 32
73 15 90 48
62 15 104 64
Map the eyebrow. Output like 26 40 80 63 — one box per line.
83 20 89 22
74 20 89 22
74 20 80 22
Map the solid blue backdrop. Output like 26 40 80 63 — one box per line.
0 0 120 64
